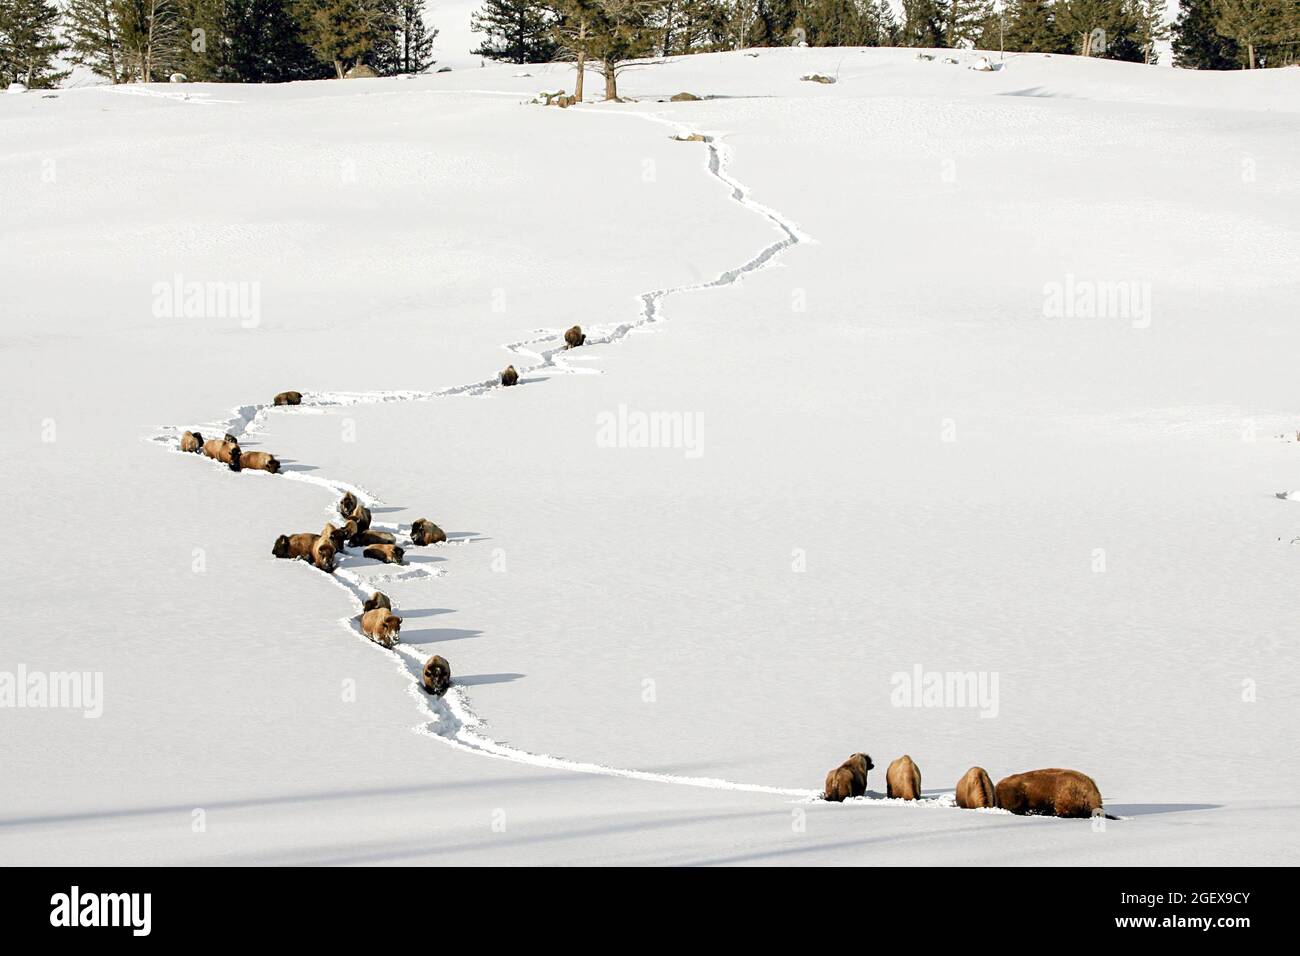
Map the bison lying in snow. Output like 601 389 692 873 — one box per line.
202 438 241 471
410 519 446 546
994 769 1106 819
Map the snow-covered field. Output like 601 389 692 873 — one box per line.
2 47 1298 866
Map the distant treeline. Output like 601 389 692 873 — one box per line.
2 0 1296 91
0 0 437 87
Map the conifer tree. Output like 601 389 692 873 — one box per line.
901 0 946 46
1172 0 1241 67
588 0 656 99
65 0 127 82
375 0 436 72
297 0 393 77
1001 0 1071 52
802 0 866 46
1211 0 1284 68
945 0 993 47
471 0 557 62
0 0 68 88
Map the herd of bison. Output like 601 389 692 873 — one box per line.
177 327 1112 819
825 754 1115 818
178 387 457 699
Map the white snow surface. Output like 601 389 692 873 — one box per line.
2 47 1299 865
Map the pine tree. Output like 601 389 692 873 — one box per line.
901 0 946 46
866 0 900 44
550 0 600 98
65 0 127 82
115 0 183 81
1057 0 1131 57
1001 0 1070 51
0 0 68 88
230 0 330 81
297 0 394 77
471 0 557 62
1212 0 1285 68
1129 0 1168 62
588 0 657 99
802 0 866 45
945 0 993 47
747 0 798 45
375 0 436 72
1173 0 1240 67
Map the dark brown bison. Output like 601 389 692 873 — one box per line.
564 325 586 349
955 767 997 809
500 365 518 387
363 591 391 613
322 522 348 551
994 769 1107 819
422 655 452 697
350 529 395 547
886 755 922 800
410 519 446 546
273 391 302 406
823 753 873 802
338 492 358 518
348 504 371 533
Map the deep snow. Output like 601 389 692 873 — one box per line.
2 47 1298 865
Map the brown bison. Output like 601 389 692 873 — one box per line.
271 532 334 573
348 504 372 533
240 451 280 473
350 529 395 547
363 591 391 613
364 543 404 565
500 365 518 387
201 438 241 471
322 522 348 551
338 492 358 519
886 755 922 800
410 519 446 546
422 655 452 697
994 769 1108 819
360 608 401 648
273 391 302 406
823 753 873 802
955 767 997 810
564 325 585 349
179 430 203 453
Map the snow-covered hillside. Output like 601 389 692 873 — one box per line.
1 48 1297 865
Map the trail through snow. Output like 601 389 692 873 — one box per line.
144 100 1000 810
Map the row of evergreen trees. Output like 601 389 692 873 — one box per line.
0 0 437 87
468 0 1299 71
3 0 1297 89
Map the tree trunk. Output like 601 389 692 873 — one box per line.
604 61 617 102
334 59 345 79
574 21 586 101
1247 43 1256 69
